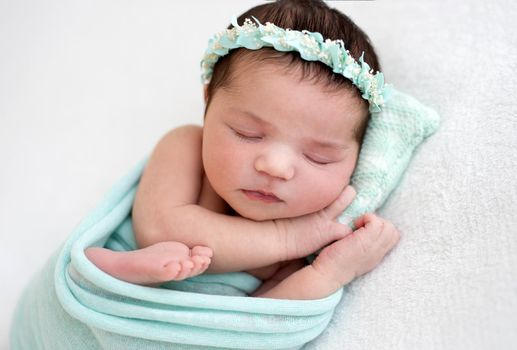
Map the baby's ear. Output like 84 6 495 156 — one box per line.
203 85 209 104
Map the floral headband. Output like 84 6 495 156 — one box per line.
200 16 393 113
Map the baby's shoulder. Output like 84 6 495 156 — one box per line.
154 124 203 152
147 124 204 173
161 124 203 142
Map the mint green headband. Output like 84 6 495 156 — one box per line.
200 16 393 113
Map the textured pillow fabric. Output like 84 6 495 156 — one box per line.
340 88 440 227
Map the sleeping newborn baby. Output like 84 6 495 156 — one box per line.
85 0 400 300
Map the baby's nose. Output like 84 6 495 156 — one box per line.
254 146 295 181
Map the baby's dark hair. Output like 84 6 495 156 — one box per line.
204 0 382 144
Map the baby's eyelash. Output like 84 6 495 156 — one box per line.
233 129 263 141
304 154 332 165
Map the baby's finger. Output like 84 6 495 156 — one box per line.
354 213 381 231
379 222 401 251
324 185 356 219
329 222 353 240
354 213 385 244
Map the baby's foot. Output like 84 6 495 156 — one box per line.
85 241 213 286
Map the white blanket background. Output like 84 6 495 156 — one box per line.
1 1 516 349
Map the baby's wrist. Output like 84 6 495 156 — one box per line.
311 259 357 290
272 218 291 261
305 264 344 296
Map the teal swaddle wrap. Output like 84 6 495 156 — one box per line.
10 88 439 349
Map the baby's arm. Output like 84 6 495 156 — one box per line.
131 126 354 273
253 213 400 300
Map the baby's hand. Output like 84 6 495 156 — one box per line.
312 213 401 288
276 185 356 261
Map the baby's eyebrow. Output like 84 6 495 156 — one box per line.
233 108 271 126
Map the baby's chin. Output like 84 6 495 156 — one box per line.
238 211 283 222
230 203 316 222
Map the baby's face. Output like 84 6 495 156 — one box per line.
202 61 367 221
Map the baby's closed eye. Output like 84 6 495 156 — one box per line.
303 153 336 165
232 127 263 141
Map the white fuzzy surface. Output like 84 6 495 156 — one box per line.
1 1 516 349
307 1 517 349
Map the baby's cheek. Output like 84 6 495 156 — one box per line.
306 176 349 211
295 188 332 214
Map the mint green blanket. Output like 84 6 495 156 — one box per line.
10 89 439 349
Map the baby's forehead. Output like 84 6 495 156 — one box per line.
229 67 363 110
229 56 295 84
217 49 369 124
227 50 361 97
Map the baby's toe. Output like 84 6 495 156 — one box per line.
160 261 181 281
174 260 194 281
190 255 211 276
191 246 213 258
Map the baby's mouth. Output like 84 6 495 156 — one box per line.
241 189 282 203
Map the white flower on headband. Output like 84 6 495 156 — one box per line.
200 16 393 113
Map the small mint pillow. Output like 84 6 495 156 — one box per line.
339 88 440 227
